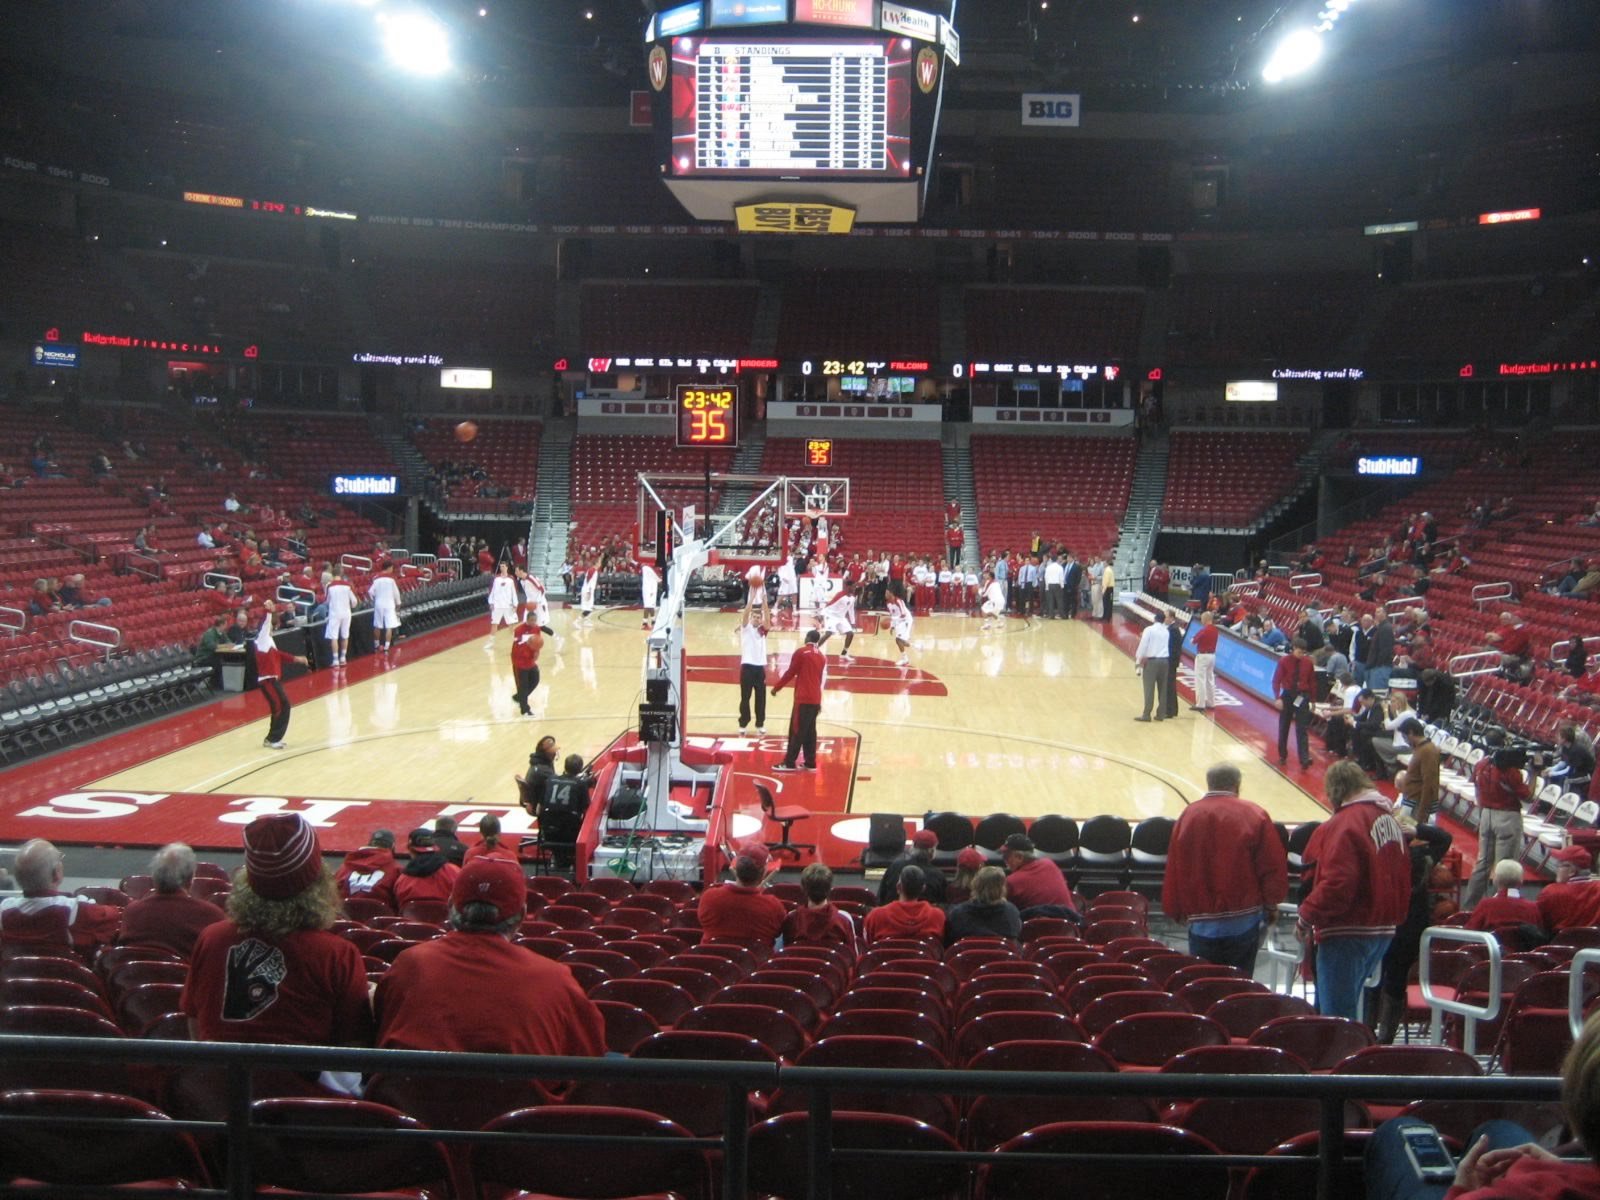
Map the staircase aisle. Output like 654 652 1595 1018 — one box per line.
941 429 979 570
530 419 574 593
1113 433 1169 591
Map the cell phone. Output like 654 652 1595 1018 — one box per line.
1401 1127 1455 1182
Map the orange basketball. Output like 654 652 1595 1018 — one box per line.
454 421 478 443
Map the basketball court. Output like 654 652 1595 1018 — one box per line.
0 598 1332 860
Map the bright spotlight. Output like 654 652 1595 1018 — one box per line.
1261 27 1322 84
381 11 452 76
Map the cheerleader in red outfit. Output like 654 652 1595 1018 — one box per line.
255 601 309 750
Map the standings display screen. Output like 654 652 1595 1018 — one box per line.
670 36 913 176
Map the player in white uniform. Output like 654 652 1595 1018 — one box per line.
368 567 401 651
980 569 1007 630
886 581 914 667
737 591 771 736
324 564 356 666
517 568 552 631
486 562 520 642
640 562 661 628
816 585 858 660
775 556 798 614
578 560 599 623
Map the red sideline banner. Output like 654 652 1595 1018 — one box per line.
2 791 536 856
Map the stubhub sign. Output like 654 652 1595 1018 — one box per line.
1022 93 1081 127
331 474 400 496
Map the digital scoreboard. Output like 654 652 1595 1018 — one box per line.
675 383 740 448
672 37 911 177
805 438 834 467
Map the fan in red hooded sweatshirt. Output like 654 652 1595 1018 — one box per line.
863 863 946 943
334 829 402 911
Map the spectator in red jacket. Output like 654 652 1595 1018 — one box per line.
1162 763 1288 974
780 862 858 957
0 839 122 950
1465 859 1542 949
697 841 787 948
1000 833 1079 918
334 829 401 911
864 865 946 943
1538 846 1600 933
374 857 604 1115
772 630 827 772
1487 610 1534 680
392 828 461 909
1297 761 1412 1020
118 843 227 957
1464 747 1533 908
463 814 520 864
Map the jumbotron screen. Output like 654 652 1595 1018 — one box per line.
670 36 913 177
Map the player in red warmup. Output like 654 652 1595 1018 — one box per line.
255 600 310 750
510 612 544 717
772 629 827 771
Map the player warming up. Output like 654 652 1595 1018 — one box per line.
737 592 771 737
510 612 544 717
487 562 519 643
368 563 401 652
324 564 356 667
772 629 826 772
979 569 1006 631
517 567 551 631
816 583 857 660
578 558 600 625
886 581 914 667
254 600 310 749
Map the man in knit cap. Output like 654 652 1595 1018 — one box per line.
181 813 372 1047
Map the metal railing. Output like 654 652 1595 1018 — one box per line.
1571 948 1600 1039
1289 572 1325 591
1419 926 1501 1055
1449 649 1503 680
67 619 122 658
0 1034 1567 1200
201 572 241 595
126 550 162 581
0 605 25 633
340 554 373 575
275 583 316 618
1472 582 1515 609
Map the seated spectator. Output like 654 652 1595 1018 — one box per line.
947 846 985 904
181 814 373 1046
1000 833 1080 920
944 866 1022 945
1365 1006 1600 1200
334 829 401 911
375 857 604 1079
1465 859 1542 950
877 828 948 906
197 526 217 550
431 816 467 866
117 843 227 957
1546 726 1597 801
0 839 121 950
697 841 787 948
864 864 946 943
1487 611 1534 680
1537 846 1600 933
27 578 56 616
393 828 461 909
464 813 520 864
1258 618 1289 651
534 755 591 869
780 862 858 956
223 491 241 513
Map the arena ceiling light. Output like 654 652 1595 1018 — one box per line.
1261 27 1322 84
380 9 452 76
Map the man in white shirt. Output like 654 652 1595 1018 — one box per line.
1134 614 1171 722
222 492 241 513
737 600 770 736
1042 554 1066 620
980 570 1006 630
368 567 401 652
196 527 216 549
324 564 357 667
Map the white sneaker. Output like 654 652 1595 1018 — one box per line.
840 652 853 661
897 656 910 667
756 727 767 737
265 740 286 750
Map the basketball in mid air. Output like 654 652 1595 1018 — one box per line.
454 421 478 443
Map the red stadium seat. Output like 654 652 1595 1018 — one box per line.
0 1090 211 1190
250 1097 454 1197
472 1106 710 1200
748 1111 967 1200
979 1122 1231 1200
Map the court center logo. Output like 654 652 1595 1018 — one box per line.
915 47 939 93
648 45 668 91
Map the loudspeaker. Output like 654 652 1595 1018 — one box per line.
867 813 907 856
646 678 669 705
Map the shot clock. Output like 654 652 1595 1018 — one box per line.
805 439 834 467
675 383 739 448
